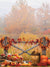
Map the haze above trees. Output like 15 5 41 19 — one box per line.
0 0 50 35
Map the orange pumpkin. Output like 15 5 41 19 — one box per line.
40 59 47 64
41 55 48 60
4 60 10 65
48 59 50 65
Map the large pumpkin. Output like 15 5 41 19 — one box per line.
48 59 50 65
40 55 48 60
40 59 47 65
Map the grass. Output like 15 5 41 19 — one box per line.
0 34 50 65
0 43 50 61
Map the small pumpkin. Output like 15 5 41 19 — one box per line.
11 62 16 66
4 60 10 65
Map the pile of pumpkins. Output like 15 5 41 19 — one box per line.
1 53 32 66
37 55 50 66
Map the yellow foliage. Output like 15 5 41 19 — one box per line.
19 32 38 41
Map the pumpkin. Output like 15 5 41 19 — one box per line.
4 60 10 65
40 59 47 65
41 55 48 60
48 59 50 65
11 62 16 66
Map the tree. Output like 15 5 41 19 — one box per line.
5 0 35 34
5 1 50 35
36 3 50 33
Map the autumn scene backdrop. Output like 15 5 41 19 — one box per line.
0 0 50 62
0 0 50 36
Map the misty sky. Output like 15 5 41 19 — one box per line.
0 0 50 17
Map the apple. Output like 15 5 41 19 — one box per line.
7 53 12 57
28 62 32 66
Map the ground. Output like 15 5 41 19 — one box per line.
0 34 50 66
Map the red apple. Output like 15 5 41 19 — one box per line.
7 53 11 57
14 54 18 56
